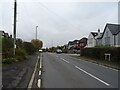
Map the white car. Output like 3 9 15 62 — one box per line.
56 49 62 54
39 49 42 53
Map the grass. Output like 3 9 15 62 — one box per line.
2 58 18 64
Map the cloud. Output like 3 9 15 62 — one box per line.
1 1 118 47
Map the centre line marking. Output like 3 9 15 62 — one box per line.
39 70 41 75
37 79 41 88
61 58 70 63
75 66 110 86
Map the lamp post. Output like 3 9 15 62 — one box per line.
36 26 38 40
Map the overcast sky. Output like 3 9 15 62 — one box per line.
0 0 119 48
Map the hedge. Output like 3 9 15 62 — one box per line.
80 47 120 62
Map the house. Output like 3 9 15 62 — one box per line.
101 23 120 47
68 41 74 50
0 30 10 38
78 37 88 49
87 23 120 47
87 29 102 47
0 31 4 37
67 40 80 53
73 40 80 49
67 38 87 53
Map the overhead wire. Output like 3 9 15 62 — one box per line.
37 2 80 31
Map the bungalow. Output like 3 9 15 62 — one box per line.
87 23 120 47
87 29 102 47
100 23 120 47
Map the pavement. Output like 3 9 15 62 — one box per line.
2 53 39 89
42 52 118 88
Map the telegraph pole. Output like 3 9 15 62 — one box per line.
13 0 17 56
36 26 38 40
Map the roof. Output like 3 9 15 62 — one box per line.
100 23 120 38
73 40 80 43
68 41 74 45
91 32 98 37
79 37 88 43
0 30 4 33
107 23 120 35
97 33 103 39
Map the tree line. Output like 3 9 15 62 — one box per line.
2 37 43 64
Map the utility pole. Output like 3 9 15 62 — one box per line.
13 0 17 56
36 26 38 40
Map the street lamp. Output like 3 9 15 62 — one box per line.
36 26 38 40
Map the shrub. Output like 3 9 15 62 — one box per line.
2 58 17 64
23 42 36 55
81 47 120 62
15 48 27 61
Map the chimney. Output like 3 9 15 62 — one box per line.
98 29 100 37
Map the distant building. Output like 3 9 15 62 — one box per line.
87 29 102 47
67 40 79 53
68 41 74 50
78 37 88 49
0 30 11 38
67 38 87 53
0 31 4 38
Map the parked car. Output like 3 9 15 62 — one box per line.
56 49 62 54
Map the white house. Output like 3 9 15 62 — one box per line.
87 29 102 47
101 23 120 47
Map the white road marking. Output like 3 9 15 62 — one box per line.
39 70 41 75
61 58 70 63
75 66 110 86
37 79 41 88
27 55 39 89
40 54 42 69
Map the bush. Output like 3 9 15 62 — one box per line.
15 48 27 61
23 42 36 55
2 58 17 64
81 47 120 62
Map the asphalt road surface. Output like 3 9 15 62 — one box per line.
42 52 118 88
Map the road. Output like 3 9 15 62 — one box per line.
41 52 118 88
2 52 119 89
